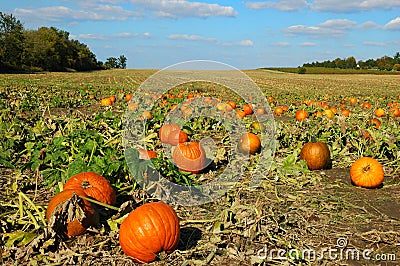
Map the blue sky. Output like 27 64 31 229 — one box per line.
2 0 400 69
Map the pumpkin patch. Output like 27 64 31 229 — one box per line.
1 69 399 265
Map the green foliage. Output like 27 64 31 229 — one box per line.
0 12 103 72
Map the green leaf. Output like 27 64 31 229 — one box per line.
4 230 38 247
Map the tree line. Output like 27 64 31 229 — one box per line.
302 53 400 71
0 12 127 72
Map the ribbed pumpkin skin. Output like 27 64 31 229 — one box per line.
64 172 116 206
46 189 98 237
300 142 331 170
350 157 384 188
159 123 180 144
172 142 207 174
119 202 180 263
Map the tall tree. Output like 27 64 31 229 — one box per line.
0 12 24 70
118 55 127 69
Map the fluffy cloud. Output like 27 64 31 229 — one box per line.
284 19 357 38
383 17 400 31
168 34 253 46
245 0 308 11
244 0 400 12
298 42 317 47
71 32 150 40
310 0 400 12
131 0 237 18
14 5 142 22
168 34 217 42
269 42 291 47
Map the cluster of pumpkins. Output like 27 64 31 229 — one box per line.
46 172 179 263
300 140 384 188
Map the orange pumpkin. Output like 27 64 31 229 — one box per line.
274 107 284 115
101 97 113 106
295 110 308 121
349 97 357 105
375 108 385 117
119 201 180 263
362 102 371 109
46 189 99 237
227 101 236 109
341 109 350 117
172 142 207 174
368 118 381 129
243 103 253 115
64 172 116 206
300 141 331 170
237 132 261 155
235 109 246 119
350 157 384 188
125 94 133 101
159 123 181 144
167 130 189 146
389 106 400 117
138 149 158 160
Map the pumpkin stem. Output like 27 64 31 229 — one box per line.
81 181 91 189
311 136 317 143
362 164 371 173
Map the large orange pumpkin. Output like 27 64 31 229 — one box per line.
238 132 261 155
64 172 116 206
119 201 180 263
159 123 181 144
295 110 308 121
300 141 331 170
172 142 207 174
350 157 384 188
46 189 99 237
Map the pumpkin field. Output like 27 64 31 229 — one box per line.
1 69 400 265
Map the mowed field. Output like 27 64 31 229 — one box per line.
1 69 399 265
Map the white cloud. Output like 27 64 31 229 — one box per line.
358 21 380 30
71 32 150 40
168 34 217 42
14 5 142 22
284 19 357 38
245 0 309 11
270 42 291 47
363 41 388 46
310 0 400 12
130 0 237 18
298 42 317 47
244 0 400 12
168 34 254 47
383 17 400 31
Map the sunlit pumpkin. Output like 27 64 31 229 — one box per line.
64 172 116 206
375 108 385 117
172 142 207 174
237 132 261 155
300 141 331 170
243 103 253 115
159 123 180 144
119 201 180 263
295 110 308 121
350 157 384 188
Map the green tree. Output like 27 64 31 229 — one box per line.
118 55 127 69
0 12 25 71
